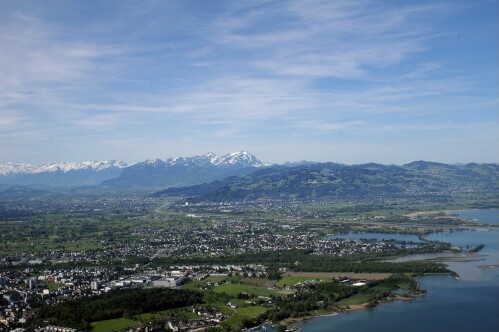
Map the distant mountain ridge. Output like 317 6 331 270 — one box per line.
0 152 269 189
154 161 499 202
0 160 127 188
145 151 270 168
0 160 127 175
100 151 269 190
1 155 497 196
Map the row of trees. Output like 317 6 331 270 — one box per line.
152 248 452 275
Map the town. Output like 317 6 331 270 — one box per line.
0 193 463 331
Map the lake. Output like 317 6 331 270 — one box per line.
332 232 421 243
449 208 499 225
296 209 499 332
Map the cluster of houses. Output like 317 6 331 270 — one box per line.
0 263 269 331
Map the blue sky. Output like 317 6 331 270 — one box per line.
0 0 497 165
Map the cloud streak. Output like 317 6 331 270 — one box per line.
0 0 497 164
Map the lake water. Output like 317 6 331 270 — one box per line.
449 208 499 225
332 232 421 243
296 210 499 332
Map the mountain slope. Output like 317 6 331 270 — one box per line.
0 186 49 199
153 162 499 201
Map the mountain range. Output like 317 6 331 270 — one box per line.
1 153 497 202
154 161 499 202
100 152 269 190
0 160 127 188
0 152 268 189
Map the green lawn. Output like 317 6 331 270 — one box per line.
221 314 248 328
212 304 236 315
222 306 268 328
236 306 268 316
213 283 275 297
91 317 138 332
137 307 199 321
337 293 370 306
229 298 253 306
181 280 202 290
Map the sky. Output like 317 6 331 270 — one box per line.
0 0 498 165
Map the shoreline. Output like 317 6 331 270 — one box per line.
404 209 463 219
278 293 419 329
405 208 498 219
270 209 498 331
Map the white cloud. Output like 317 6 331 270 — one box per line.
0 1 496 164
211 0 445 80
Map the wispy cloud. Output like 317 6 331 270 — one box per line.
0 0 497 164
212 0 446 80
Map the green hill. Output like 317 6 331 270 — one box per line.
153 162 499 202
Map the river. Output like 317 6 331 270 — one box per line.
295 209 499 332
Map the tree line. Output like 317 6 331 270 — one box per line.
36 288 203 330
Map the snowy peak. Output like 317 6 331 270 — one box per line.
0 160 127 175
0 152 267 177
143 159 166 166
102 151 269 190
162 151 268 168
34 160 127 173
215 151 269 167
0 162 36 175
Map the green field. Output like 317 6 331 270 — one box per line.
213 283 275 297
222 305 268 328
91 317 138 332
181 280 203 290
204 275 241 283
137 306 199 320
337 293 370 306
212 304 236 315
237 306 268 316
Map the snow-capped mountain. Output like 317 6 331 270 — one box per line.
214 151 269 167
100 152 270 190
33 160 127 173
0 152 269 190
0 160 128 188
164 151 269 168
0 162 36 175
0 160 127 175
